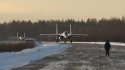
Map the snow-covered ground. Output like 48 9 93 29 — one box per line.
74 42 125 46
0 43 70 70
51 41 125 46
0 42 125 70
38 42 125 70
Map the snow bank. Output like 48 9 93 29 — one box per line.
0 43 70 70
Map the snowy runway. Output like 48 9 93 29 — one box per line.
12 42 125 70
1 42 125 70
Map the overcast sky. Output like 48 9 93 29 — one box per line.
0 0 125 22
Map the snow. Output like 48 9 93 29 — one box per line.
39 61 69 70
77 65 93 70
51 41 125 46
107 57 117 70
38 61 93 70
0 43 70 70
0 41 125 70
74 42 125 46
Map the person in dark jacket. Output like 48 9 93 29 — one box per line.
104 40 111 57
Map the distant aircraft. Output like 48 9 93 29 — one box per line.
40 24 88 43
9 32 26 40
9 32 36 41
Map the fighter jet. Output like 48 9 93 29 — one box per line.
40 24 88 43
9 32 26 40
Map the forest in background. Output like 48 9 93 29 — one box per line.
0 17 125 42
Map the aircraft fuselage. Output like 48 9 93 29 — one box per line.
59 31 70 39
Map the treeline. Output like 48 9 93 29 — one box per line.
0 17 125 42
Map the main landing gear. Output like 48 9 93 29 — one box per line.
56 39 59 43
56 38 72 43
70 40 72 43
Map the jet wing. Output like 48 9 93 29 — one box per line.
69 34 88 37
8 37 18 39
8 37 19 40
40 34 61 36
9 36 24 38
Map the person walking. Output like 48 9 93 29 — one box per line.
104 40 111 57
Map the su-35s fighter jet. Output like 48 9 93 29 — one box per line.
40 24 88 43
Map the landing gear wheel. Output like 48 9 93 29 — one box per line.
57 39 59 43
70 40 72 43
64 40 66 43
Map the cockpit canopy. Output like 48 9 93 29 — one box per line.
64 31 68 36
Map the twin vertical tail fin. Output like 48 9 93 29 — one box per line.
56 23 58 34
70 24 72 34
16 32 26 38
56 23 58 40
24 32 25 38
17 32 19 38
56 23 71 34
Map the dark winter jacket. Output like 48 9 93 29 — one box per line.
105 41 111 50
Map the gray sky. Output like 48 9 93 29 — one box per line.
0 0 125 22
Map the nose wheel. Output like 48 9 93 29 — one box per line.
64 39 67 43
